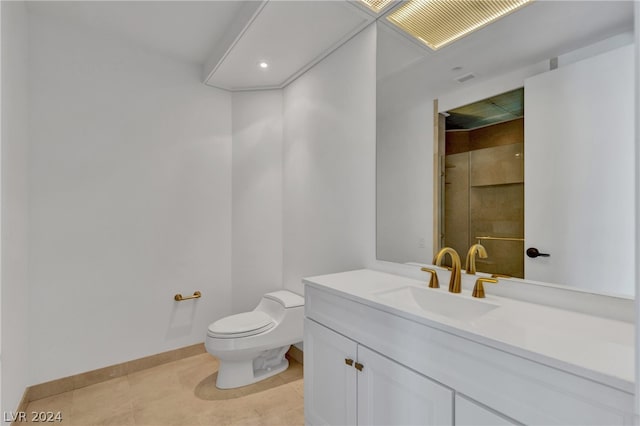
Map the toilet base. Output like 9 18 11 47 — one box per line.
215 346 290 389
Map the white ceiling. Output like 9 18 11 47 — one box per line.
377 22 424 82
204 1 373 91
27 1 247 65
27 0 374 91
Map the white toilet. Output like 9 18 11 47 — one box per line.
205 290 304 389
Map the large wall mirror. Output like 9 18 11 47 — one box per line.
376 1 635 296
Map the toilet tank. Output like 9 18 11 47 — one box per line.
255 290 304 322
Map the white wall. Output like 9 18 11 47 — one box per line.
376 89 433 264
21 11 378 386
1 0 30 413
28 13 233 384
282 24 377 295
231 91 283 312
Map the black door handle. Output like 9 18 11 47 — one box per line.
526 247 550 258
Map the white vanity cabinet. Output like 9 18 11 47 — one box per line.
304 317 453 426
303 274 635 426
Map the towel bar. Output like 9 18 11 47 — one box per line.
475 236 524 242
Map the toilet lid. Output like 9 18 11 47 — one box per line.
207 311 275 338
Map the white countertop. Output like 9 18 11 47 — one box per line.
303 269 634 394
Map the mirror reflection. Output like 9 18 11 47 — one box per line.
376 1 635 296
443 88 524 278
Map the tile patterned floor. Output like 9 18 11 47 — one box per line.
24 354 304 426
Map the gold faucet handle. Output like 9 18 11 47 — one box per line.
491 273 511 278
420 267 440 288
472 278 498 298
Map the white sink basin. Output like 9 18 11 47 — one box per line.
373 286 499 322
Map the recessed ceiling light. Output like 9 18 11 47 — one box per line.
387 0 533 51
359 0 395 13
258 61 269 69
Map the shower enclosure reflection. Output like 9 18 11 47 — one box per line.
442 89 524 278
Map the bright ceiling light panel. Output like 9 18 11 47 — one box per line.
359 0 396 13
387 0 533 51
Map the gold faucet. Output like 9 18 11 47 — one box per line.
465 244 488 275
472 277 498 298
420 267 439 288
433 247 462 293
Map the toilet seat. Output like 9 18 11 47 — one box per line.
207 311 275 339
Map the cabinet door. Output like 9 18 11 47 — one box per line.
357 345 453 426
455 395 519 426
304 318 358 426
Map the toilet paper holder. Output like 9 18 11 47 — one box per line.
174 291 202 302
